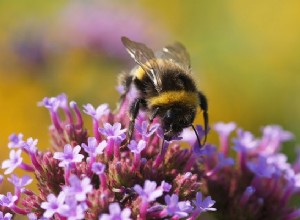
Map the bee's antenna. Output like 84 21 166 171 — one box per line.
191 124 203 149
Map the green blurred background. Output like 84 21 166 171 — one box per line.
1 0 300 201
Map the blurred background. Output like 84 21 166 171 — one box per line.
1 0 300 202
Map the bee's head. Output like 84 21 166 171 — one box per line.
162 107 196 141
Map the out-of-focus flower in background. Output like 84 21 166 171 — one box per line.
7 0 168 72
58 1 168 61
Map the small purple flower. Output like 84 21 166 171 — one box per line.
27 213 50 220
8 133 24 149
164 194 193 218
213 122 236 155
2 149 23 174
38 95 66 131
99 122 126 142
64 175 93 202
128 140 146 154
195 144 217 157
134 180 163 202
0 212 13 220
160 181 172 192
293 173 300 188
233 129 259 153
193 192 216 213
38 96 60 112
82 138 107 157
55 93 69 109
53 144 84 167
262 125 294 142
247 156 275 178
60 196 87 220
0 192 18 208
83 103 110 120
40 192 67 218
216 153 235 168
92 162 106 175
7 174 32 189
206 153 234 176
135 121 159 139
260 125 294 155
99 202 132 220
266 153 291 171
27 213 38 220
214 122 236 137
22 137 38 153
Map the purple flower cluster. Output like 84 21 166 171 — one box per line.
0 93 299 220
203 122 300 219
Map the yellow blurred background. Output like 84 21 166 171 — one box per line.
0 0 300 202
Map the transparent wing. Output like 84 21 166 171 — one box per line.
121 37 162 93
159 42 191 70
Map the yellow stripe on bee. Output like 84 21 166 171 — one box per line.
149 91 199 107
135 66 145 80
134 59 167 80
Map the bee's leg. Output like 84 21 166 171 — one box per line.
147 107 160 132
126 98 145 145
192 124 202 148
115 72 133 112
197 91 209 147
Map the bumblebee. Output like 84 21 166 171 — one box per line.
118 36 208 148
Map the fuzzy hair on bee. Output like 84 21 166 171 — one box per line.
118 36 208 150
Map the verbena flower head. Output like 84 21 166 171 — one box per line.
1 92 299 220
